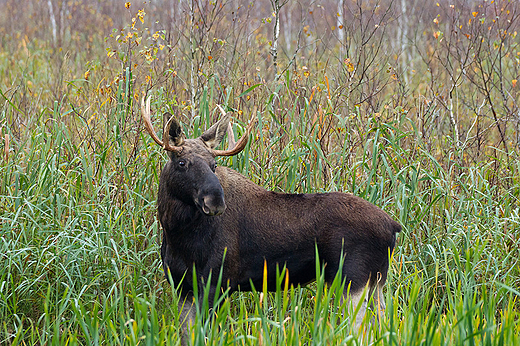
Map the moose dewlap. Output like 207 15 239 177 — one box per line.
141 97 401 342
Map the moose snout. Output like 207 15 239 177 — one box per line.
201 195 226 216
196 184 226 216
193 166 227 216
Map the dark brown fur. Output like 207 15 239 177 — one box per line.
160 165 400 293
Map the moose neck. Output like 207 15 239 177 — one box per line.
158 177 220 239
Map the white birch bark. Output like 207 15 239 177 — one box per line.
189 0 196 120
337 0 345 60
270 0 281 80
399 0 409 84
47 0 57 45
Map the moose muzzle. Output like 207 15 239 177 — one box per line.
195 174 226 216
200 194 226 216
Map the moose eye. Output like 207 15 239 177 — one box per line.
178 160 186 167
211 163 217 172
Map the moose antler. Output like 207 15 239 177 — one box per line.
141 96 182 153
212 105 257 157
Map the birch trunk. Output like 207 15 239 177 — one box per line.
337 0 345 60
47 0 57 45
270 0 281 80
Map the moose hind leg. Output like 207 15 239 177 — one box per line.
343 284 369 329
178 295 196 346
344 278 387 331
340 265 385 329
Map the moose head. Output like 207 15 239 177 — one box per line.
141 96 254 216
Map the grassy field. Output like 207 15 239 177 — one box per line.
1 0 519 345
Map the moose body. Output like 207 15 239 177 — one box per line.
159 165 399 294
141 97 401 343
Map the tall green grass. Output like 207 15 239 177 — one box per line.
1 78 519 344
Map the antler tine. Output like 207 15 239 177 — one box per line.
212 105 257 157
226 122 236 150
216 104 236 150
141 96 164 147
141 96 181 152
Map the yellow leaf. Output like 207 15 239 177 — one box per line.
472 12 478 17
138 9 145 23
513 80 518 88
125 2 131 9
344 58 354 72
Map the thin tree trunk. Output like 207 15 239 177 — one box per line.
283 3 292 53
189 0 196 120
399 0 409 84
337 0 345 60
47 0 57 45
270 0 282 81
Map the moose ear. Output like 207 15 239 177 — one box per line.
200 111 231 149
164 112 185 147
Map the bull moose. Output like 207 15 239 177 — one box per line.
141 97 401 342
